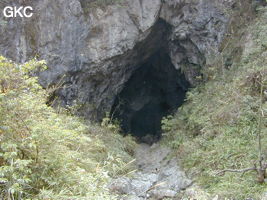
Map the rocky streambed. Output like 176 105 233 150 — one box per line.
109 143 192 200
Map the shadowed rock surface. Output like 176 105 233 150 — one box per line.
111 50 190 139
0 0 235 120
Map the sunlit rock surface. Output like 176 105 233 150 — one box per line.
0 0 235 120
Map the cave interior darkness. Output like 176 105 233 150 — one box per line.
111 49 190 143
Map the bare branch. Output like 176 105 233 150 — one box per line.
216 167 257 176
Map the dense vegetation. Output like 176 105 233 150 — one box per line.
162 7 267 199
0 57 136 199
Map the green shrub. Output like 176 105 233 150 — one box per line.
0 57 136 199
162 8 267 199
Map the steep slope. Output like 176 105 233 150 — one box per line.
0 57 136 199
162 6 267 199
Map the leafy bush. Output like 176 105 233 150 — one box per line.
162 7 267 199
0 57 136 199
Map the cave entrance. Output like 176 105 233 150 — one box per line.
111 50 190 143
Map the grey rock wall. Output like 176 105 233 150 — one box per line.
0 0 236 120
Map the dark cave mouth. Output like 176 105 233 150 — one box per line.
111 50 190 143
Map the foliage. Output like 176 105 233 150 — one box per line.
162 7 267 199
0 57 136 199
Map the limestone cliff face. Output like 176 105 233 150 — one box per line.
0 0 235 120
